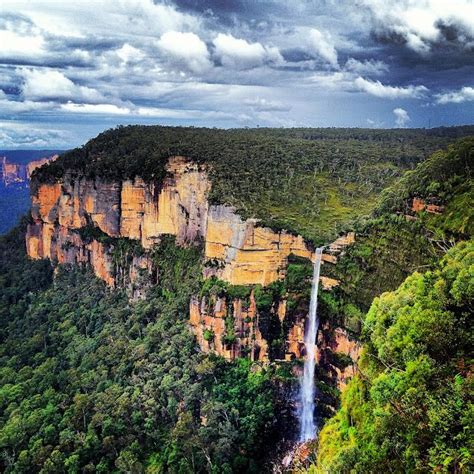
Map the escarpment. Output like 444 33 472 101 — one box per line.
27 156 314 286
26 155 357 371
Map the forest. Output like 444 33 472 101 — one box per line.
0 224 288 472
0 128 472 472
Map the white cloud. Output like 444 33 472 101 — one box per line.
20 68 103 102
0 121 70 148
136 106 234 120
345 58 388 76
0 29 45 60
366 118 385 128
157 31 211 73
436 86 474 104
243 97 291 112
0 96 54 114
308 71 352 89
355 77 428 99
213 33 282 69
307 28 338 67
393 107 410 127
116 44 145 64
60 102 131 114
362 0 474 54
1 0 200 39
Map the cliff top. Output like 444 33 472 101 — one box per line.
32 125 474 243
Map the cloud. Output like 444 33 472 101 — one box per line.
0 121 70 148
243 97 291 112
355 77 428 99
0 0 472 144
362 0 474 54
20 68 103 102
307 28 338 67
345 58 388 76
0 28 45 60
308 71 354 90
393 107 410 126
116 44 145 64
60 102 131 114
213 33 282 69
366 118 385 128
157 31 211 73
436 86 474 104
2 0 200 38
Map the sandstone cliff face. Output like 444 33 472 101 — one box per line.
1 157 26 185
1 154 58 186
190 291 269 361
318 327 361 390
26 155 59 179
204 207 312 285
27 156 315 288
26 155 358 382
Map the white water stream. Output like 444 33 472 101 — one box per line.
299 247 323 442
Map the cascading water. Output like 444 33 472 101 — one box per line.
299 247 323 442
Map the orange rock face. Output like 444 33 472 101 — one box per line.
286 319 305 360
204 208 313 286
26 155 317 288
26 155 59 178
412 197 444 214
189 290 269 360
1 154 57 186
26 154 358 364
319 327 361 390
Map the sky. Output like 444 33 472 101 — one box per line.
0 0 473 149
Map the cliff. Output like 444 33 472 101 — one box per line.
1 154 58 187
1 157 26 186
27 156 315 286
26 155 357 373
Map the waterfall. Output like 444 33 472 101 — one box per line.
299 247 323 442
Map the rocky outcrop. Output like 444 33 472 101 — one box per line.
190 291 269 361
204 207 312 285
27 155 59 179
330 328 361 389
411 197 444 214
1 157 26 186
26 154 357 372
1 155 57 187
27 156 315 288
318 326 361 390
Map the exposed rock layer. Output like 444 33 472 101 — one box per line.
1 155 58 186
27 156 314 288
26 155 357 382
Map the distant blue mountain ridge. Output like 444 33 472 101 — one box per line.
0 150 65 235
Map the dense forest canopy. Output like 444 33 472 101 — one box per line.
315 240 473 473
0 225 288 473
33 125 474 243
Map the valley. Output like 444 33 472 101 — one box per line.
0 127 472 472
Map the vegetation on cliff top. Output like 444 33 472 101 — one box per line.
323 137 473 335
32 125 474 243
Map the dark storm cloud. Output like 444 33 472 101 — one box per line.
49 36 123 53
